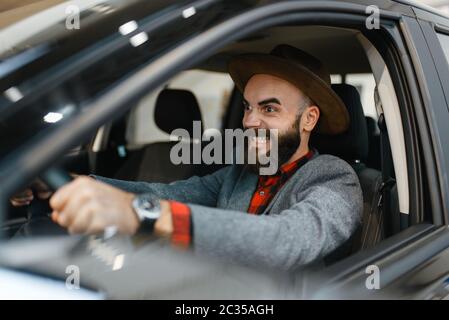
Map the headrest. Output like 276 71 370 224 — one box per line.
311 84 369 161
154 89 202 136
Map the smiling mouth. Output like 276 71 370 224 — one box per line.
252 136 269 142
249 136 271 152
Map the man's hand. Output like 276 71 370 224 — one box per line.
50 176 140 235
10 179 52 207
10 189 34 207
155 200 174 238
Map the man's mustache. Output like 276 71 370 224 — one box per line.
243 128 274 140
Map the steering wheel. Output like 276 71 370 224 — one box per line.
40 168 74 191
17 168 74 237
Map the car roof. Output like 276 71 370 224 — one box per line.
0 0 443 62
0 0 448 94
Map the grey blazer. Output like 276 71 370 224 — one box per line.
95 152 363 271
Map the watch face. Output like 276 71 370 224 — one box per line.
135 195 161 220
139 198 156 211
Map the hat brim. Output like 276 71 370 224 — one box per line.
228 54 350 135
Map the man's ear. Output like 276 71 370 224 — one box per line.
302 106 320 132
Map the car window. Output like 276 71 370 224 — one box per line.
0 0 239 158
0 0 147 59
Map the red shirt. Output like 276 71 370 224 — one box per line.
169 150 315 248
247 150 314 215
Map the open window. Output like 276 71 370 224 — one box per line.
72 18 427 269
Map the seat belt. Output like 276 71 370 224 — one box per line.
359 89 396 250
374 88 397 238
376 113 396 237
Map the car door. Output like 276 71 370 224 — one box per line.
0 0 448 299
348 5 449 300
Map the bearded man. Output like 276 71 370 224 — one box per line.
13 45 363 271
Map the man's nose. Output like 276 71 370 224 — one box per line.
243 110 262 128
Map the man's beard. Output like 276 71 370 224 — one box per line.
244 120 301 175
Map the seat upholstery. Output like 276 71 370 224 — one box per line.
154 88 203 137
311 84 369 162
365 116 381 170
314 84 384 263
114 89 223 182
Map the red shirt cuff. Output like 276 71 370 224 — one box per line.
169 201 191 248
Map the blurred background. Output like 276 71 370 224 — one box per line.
0 0 65 29
422 0 449 15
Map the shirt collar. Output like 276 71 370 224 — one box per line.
257 149 315 181
279 149 315 175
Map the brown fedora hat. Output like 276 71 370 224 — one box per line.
228 44 349 135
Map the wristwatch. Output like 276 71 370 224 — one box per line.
131 194 161 233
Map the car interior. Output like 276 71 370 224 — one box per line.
3 24 405 267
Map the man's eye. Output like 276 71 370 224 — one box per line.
243 104 251 111
264 105 276 113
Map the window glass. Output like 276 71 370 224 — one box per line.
0 1 239 157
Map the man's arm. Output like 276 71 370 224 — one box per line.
49 160 362 271
92 165 232 207
48 166 232 235
182 165 363 271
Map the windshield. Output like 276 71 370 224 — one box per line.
0 0 140 59
0 0 235 159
